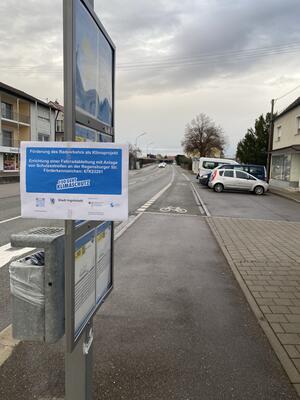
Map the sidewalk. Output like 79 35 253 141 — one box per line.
207 216 300 395
0 212 298 399
270 187 300 204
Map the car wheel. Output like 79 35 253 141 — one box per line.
254 185 264 195
214 183 224 193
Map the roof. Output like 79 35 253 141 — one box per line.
0 81 55 109
48 100 64 112
275 96 300 120
272 144 300 153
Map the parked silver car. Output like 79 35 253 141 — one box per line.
208 168 268 195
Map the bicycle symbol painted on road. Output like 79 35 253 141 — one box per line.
160 206 187 214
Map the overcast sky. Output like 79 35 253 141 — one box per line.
0 0 300 156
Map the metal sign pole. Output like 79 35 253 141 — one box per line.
63 0 94 399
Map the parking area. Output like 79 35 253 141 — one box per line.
194 177 300 222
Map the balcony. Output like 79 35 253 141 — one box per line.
1 110 30 125
0 138 20 148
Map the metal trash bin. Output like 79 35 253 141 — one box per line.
10 252 45 341
9 227 65 343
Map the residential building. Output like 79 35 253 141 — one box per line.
0 82 55 181
270 97 300 191
48 100 64 141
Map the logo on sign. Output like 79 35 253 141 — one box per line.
56 177 91 191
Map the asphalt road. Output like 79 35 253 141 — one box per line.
0 164 172 246
0 165 298 399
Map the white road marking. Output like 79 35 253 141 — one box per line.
181 173 191 182
144 211 200 218
0 244 35 270
190 182 211 217
135 167 175 214
0 215 21 225
160 206 187 213
114 213 144 240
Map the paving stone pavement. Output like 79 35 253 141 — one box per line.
207 216 300 394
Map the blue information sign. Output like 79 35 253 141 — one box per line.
20 142 128 221
25 146 122 195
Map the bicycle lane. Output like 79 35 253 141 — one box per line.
146 167 201 216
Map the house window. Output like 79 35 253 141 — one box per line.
1 102 13 120
271 155 291 181
1 129 13 146
276 126 282 141
3 153 18 170
56 119 64 132
38 133 49 142
297 117 300 135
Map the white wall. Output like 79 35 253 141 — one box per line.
290 154 300 185
192 159 199 174
273 105 300 150
30 103 55 141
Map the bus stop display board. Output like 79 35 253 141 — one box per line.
64 0 116 350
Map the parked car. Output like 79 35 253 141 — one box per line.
158 162 166 168
197 157 238 183
208 168 268 195
202 163 267 186
218 164 267 181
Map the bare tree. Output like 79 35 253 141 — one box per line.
182 113 226 156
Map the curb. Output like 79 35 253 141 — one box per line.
205 216 300 397
0 325 19 367
270 189 300 204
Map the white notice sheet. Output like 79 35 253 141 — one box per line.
74 229 96 335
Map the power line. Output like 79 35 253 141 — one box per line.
118 42 300 68
0 41 299 74
275 84 300 102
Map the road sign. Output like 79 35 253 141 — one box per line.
20 141 128 221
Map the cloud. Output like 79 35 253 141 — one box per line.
0 0 63 101
0 0 299 155
98 0 300 97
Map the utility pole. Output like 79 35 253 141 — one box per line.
266 99 275 182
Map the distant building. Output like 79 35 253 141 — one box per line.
0 82 55 181
270 97 300 191
48 100 64 141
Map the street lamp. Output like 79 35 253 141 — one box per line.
146 141 154 156
135 132 147 148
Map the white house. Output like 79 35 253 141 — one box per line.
0 82 55 181
270 97 300 191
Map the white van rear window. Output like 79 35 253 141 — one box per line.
203 161 220 169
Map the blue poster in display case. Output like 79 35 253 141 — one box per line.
76 124 97 142
97 31 113 126
75 0 98 117
76 0 113 127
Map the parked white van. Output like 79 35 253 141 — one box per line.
197 157 238 178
